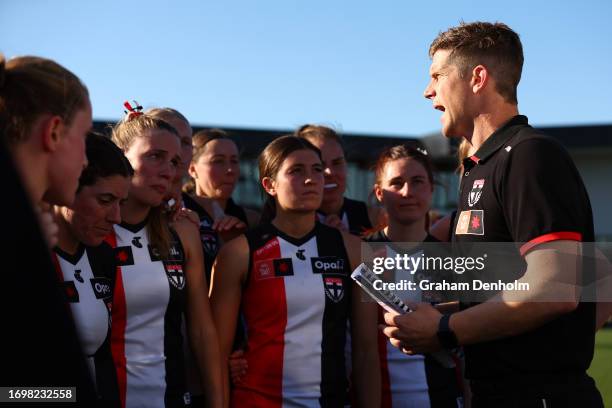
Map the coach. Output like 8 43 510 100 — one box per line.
382 21 603 407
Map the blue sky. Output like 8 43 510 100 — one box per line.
2 0 611 137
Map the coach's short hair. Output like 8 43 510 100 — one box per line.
429 21 524 104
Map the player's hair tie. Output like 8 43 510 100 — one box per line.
123 100 143 120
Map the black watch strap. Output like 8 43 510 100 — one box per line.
437 314 459 350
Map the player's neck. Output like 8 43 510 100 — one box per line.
273 210 316 239
470 103 519 152
53 208 80 254
384 219 427 242
120 196 151 225
12 145 48 205
195 188 228 211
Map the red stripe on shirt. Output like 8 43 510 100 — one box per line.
106 232 128 408
233 237 286 407
519 232 583 256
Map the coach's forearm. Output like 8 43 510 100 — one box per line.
450 299 576 345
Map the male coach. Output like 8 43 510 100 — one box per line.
382 22 603 407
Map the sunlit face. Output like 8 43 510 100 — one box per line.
264 149 324 213
189 139 240 200
306 137 346 207
124 129 181 207
164 116 193 180
45 101 92 206
63 175 131 246
423 49 473 138
375 157 433 225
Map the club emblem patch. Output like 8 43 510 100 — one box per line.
455 210 484 235
323 276 344 303
468 179 485 207
165 262 185 290
253 260 275 281
273 258 294 277
114 246 134 266
200 231 218 257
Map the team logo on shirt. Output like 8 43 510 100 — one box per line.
114 246 134 266
311 257 345 274
468 179 485 207
164 262 185 290
455 210 484 235
253 260 274 280
90 277 113 300
200 231 218 257
274 258 294 277
59 281 79 303
323 277 345 303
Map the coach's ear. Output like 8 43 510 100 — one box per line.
471 65 489 95
374 183 384 204
261 177 277 197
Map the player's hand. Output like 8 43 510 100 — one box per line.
228 349 248 385
173 207 200 228
214 216 246 242
381 302 443 354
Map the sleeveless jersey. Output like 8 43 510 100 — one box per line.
105 220 189 408
182 193 219 284
365 230 462 408
317 197 372 236
53 243 120 406
233 222 352 407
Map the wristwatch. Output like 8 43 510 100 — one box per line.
437 314 459 350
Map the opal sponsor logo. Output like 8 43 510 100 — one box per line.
311 257 344 274
90 277 113 300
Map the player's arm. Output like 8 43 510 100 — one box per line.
174 218 223 408
343 231 381 407
450 240 581 345
209 236 249 408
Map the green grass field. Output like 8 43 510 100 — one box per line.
589 328 612 407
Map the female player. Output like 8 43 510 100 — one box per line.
53 133 133 406
210 135 380 407
106 112 222 408
295 124 379 236
366 144 462 407
186 129 257 280
0 54 98 401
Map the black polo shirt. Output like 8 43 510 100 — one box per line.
452 115 597 393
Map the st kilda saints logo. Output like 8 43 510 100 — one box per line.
164 262 185 290
468 179 485 207
323 276 344 303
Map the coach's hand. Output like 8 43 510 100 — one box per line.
382 303 442 355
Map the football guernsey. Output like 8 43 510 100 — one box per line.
105 220 189 408
365 230 462 408
182 193 219 284
317 197 372 236
53 243 120 406
233 222 352 407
